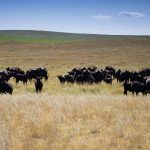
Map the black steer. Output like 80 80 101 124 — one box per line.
0 82 13 94
34 78 43 93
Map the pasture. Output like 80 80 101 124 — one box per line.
0 30 150 150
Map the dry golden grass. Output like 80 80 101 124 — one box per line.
0 33 150 149
0 37 150 70
0 94 150 150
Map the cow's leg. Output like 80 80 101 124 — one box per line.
124 90 127 95
132 91 134 95
45 75 48 81
16 79 19 84
142 92 147 96
40 88 42 93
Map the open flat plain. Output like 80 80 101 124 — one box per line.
0 31 150 150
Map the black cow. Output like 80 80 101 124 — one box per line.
88 66 98 72
26 69 37 80
75 74 85 84
139 68 150 77
34 78 43 93
92 69 104 83
0 81 13 94
115 69 121 82
82 69 91 78
118 70 130 82
105 66 116 72
57 75 66 84
130 71 139 82
68 67 82 76
38 68 48 80
105 66 116 78
103 74 113 84
122 81 133 95
64 75 75 83
131 81 147 95
14 74 28 84
133 75 143 82
0 70 11 81
26 67 48 81
6 67 25 75
122 81 147 95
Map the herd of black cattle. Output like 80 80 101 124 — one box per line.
0 67 48 94
0 66 150 95
57 66 150 95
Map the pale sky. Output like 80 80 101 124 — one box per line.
0 0 150 35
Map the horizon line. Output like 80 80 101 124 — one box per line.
0 29 150 36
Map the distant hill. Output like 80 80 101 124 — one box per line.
0 30 149 43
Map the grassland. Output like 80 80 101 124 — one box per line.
0 94 150 150
0 30 150 95
0 30 150 150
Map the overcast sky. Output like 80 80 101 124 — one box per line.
0 0 150 35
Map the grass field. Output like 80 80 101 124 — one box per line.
0 94 150 150
0 30 150 150
0 30 150 70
